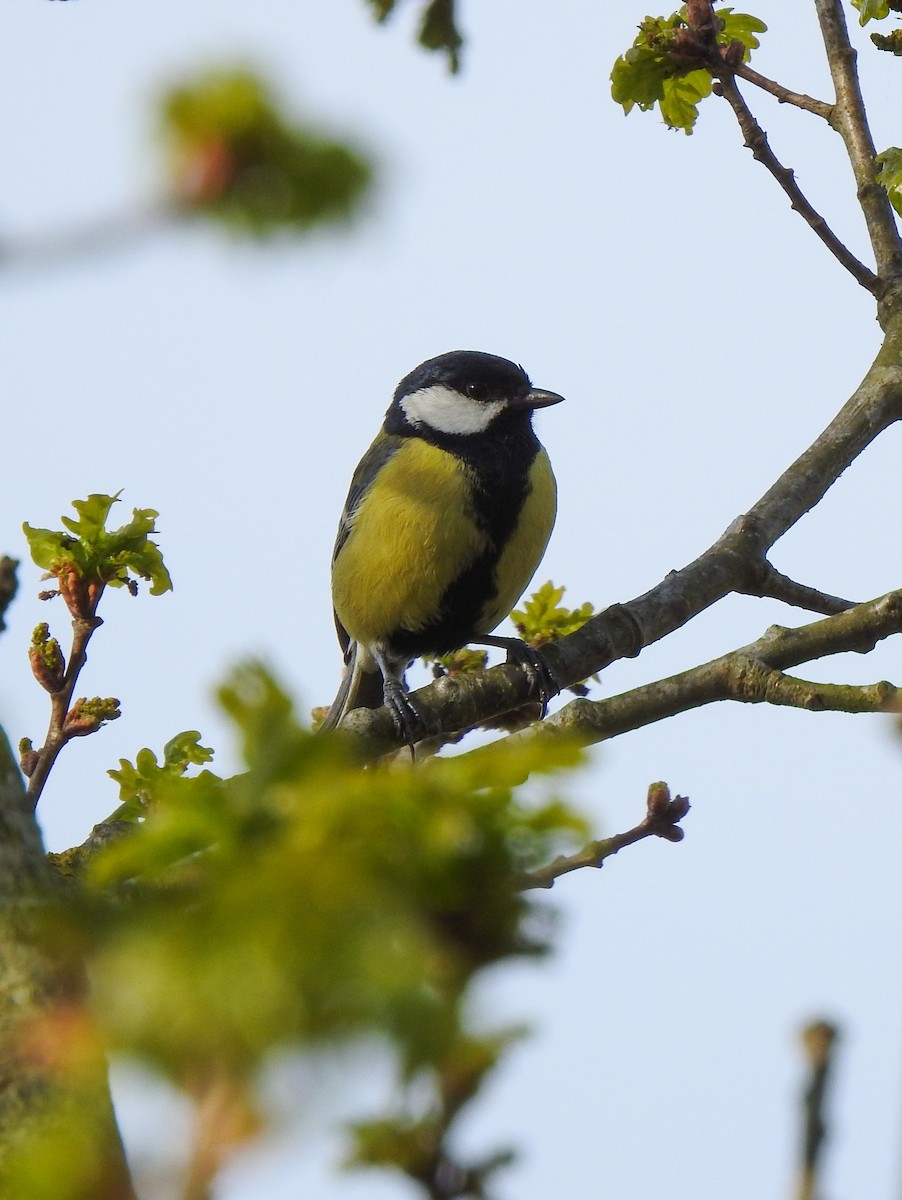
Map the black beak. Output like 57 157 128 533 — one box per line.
510 387 566 411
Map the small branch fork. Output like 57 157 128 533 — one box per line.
688 0 902 297
519 782 689 891
713 72 881 294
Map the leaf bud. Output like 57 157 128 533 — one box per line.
63 697 121 738
18 737 39 778
28 623 66 693
646 780 672 818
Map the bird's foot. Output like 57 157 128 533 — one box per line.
382 676 425 757
475 635 560 718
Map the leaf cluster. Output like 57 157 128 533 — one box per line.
23 493 172 602
611 6 767 132
161 68 373 235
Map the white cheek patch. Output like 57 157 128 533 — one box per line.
401 384 505 435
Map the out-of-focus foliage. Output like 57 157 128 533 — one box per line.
611 7 767 133
161 69 373 236
877 148 902 215
365 0 464 72
36 665 588 1190
23 493 172 603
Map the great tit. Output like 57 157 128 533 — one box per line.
322 349 564 744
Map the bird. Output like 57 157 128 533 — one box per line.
321 349 564 747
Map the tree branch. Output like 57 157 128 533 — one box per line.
0 729 136 1197
519 782 690 891
731 61 833 121
714 73 881 293
814 0 902 291
0 203 174 274
537 589 902 749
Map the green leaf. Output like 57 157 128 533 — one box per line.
611 6 767 133
108 731 215 817
852 0 891 23
718 7 767 54
24 493 173 597
660 68 713 131
877 147 902 216
511 580 594 648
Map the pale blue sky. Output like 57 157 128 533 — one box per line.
2 2 901 1197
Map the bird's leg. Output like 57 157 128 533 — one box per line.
472 634 560 718
372 648 424 755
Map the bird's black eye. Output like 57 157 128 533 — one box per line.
465 382 489 401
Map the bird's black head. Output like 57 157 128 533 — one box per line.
386 350 564 440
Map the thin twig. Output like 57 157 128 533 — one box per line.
716 73 881 293
0 202 175 273
796 1020 839 1200
519 782 689 890
814 0 902 288
732 61 833 121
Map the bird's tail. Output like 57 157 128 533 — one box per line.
320 642 385 731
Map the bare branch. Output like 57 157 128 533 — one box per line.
736 562 854 614
519 782 690 891
814 0 902 290
715 73 881 293
0 203 174 274
544 590 902 749
731 61 833 121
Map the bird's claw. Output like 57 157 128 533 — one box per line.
504 642 558 717
383 677 425 756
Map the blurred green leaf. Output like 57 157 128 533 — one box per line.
85 664 588 1083
364 0 463 71
161 68 373 236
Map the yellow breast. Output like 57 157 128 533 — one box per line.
332 439 487 646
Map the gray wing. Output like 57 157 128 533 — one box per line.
331 431 406 656
332 431 406 563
